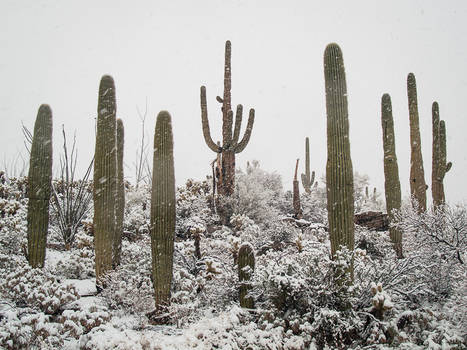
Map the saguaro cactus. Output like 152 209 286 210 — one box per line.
407 73 427 212
27 104 53 268
200 40 255 197
293 159 302 218
381 94 403 257
432 102 452 208
93 75 117 283
238 243 255 309
113 118 125 267
301 137 316 194
150 111 176 312
324 43 355 259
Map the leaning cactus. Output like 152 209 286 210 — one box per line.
381 94 403 257
150 111 176 312
93 75 117 284
238 243 255 309
113 118 125 267
200 40 255 198
432 102 452 208
407 73 427 212
324 43 355 259
301 137 316 193
27 104 53 268
293 159 302 219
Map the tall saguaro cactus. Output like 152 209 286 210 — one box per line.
432 102 452 208
293 159 302 218
27 105 53 268
238 243 255 309
381 94 403 257
113 118 125 267
301 137 316 194
324 43 355 259
150 111 176 312
200 40 255 197
407 73 427 212
93 75 117 283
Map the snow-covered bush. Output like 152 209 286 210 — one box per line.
123 183 151 235
0 308 64 349
1 262 79 314
54 229 95 279
0 173 28 255
100 236 153 314
228 161 284 226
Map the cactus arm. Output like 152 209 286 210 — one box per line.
234 108 255 153
200 86 221 153
232 104 243 146
446 161 452 173
222 41 232 145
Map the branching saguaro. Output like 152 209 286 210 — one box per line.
293 159 302 219
93 75 117 284
381 94 403 258
27 104 53 268
432 102 452 208
407 73 427 212
301 137 316 193
150 111 176 313
324 43 355 260
200 40 255 197
113 118 125 267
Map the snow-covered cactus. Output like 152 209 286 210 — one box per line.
200 40 255 198
238 243 255 309
113 118 125 267
407 73 427 212
381 94 402 257
93 75 117 283
301 137 316 194
370 282 393 320
431 102 452 208
293 158 302 218
27 104 53 268
150 111 176 312
324 43 355 259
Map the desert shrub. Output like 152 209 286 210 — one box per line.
1 262 79 314
54 229 95 279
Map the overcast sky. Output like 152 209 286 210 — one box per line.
1 0 466 205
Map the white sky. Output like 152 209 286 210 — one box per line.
1 0 466 204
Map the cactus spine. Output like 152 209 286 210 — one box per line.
200 40 255 198
324 43 355 259
113 118 125 267
381 94 403 257
301 137 316 193
27 104 53 268
432 102 452 208
238 243 255 309
93 75 117 283
293 159 302 218
150 111 175 311
407 73 427 212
